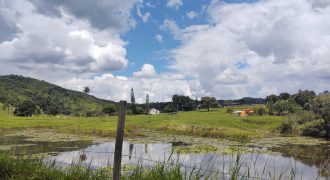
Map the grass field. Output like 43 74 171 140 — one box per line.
0 103 284 141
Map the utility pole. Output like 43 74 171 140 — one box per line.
146 94 150 122
131 88 136 114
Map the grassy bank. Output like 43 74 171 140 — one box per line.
0 153 188 180
0 107 284 140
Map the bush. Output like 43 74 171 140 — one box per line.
279 114 299 135
103 104 116 116
279 111 318 135
301 121 327 138
85 111 97 117
226 108 233 114
295 111 316 124
256 107 267 116
279 119 296 134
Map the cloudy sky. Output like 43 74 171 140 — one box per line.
0 0 329 103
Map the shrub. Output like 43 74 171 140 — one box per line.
279 115 298 134
279 119 295 134
295 111 316 124
256 107 267 116
302 121 327 138
226 108 233 114
103 104 116 116
85 111 97 117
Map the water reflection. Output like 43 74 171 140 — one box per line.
129 144 134 160
270 144 330 177
0 135 93 156
44 142 329 180
1 135 329 179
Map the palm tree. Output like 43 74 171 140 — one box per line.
83 86 90 116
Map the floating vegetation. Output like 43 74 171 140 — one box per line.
5 129 93 142
174 144 218 154
221 146 269 154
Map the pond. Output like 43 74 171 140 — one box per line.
1 134 330 179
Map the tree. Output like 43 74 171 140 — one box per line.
201 96 219 111
171 95 194 112
293 90 316 110
103 104 116 116
135 106 144 115
256 107 267 116
271 100 289 115
163 103 172 113
279 92 290 100
145 94 149 115
131 88 137 114
266 94 280 115
312 94 330 139
266 94 280 104
83 86 90 116
14 100 37 116
270 100 301 115
83 86 90 94
172 95 180 112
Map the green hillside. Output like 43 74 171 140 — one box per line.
0 75 114 116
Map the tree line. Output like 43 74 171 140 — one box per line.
264 90 330 139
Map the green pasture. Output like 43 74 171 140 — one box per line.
0 103 284 140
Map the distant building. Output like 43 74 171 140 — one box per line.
149 108 160 115
233 109 253 117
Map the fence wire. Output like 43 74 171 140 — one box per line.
45 149 289 180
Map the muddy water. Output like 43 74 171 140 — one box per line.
0 134 329 179
0 135 93 156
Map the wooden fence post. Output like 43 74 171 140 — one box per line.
113 101 126 180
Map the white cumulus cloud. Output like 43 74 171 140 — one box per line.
59 72 200 103
168 0 330 99
186 11 198 19
155 34 163 42
0 0 130 77
133 64 157 78
167 0 183 9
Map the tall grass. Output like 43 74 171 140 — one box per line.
0 153 194 180
0 152 301 180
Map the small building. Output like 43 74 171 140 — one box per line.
149 108 160 115
233 109 254 117
233 111 244 116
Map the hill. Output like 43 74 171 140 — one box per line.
0 75 114 116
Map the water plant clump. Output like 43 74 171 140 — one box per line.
173 145 218 154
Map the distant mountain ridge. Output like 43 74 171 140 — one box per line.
0 74 114 115
218 97 266 106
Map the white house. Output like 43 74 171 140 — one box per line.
149 108 160 115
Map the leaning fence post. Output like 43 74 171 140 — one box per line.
113 101 126 180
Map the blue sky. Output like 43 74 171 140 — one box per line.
122 0 257 77
0 0 329 102
122 0 210 77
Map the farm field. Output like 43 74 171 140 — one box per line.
0 106 284 141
